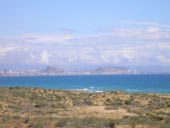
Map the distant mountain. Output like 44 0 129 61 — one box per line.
94 66 133 74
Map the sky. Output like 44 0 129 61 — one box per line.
0 0 170 72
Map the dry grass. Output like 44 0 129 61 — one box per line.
0 87 170 128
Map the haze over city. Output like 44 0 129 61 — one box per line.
0 0 170 72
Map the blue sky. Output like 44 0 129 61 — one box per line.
0 0 170 72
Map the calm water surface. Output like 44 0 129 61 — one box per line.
0 75 170 93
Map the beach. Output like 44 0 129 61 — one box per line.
0 87 170 128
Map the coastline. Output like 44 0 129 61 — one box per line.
0 87 170 128
1 74 170 94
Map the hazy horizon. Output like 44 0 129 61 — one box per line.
0 0 170 72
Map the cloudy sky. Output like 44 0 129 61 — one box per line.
0 0 170 72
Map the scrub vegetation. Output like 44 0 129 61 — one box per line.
0 87 170 128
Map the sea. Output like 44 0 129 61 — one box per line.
0 74 170 94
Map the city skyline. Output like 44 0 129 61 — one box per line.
0 0 170 72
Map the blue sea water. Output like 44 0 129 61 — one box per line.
0 75 170 93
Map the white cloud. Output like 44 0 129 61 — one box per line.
109 28 170 40
0 47 15 54
158 42 170 49
123 21 159 26
124 21 170 30
0 26 170 70
40 51 49 64
22 33 73 44
146 27 159 33
157 56 170 64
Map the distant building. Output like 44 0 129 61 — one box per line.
42 66 65 74
3 69 13 75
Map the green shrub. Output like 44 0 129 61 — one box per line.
1 114 11 122
83 99 93 105
13 115 21 119
125 100 131 105
109 120 116 128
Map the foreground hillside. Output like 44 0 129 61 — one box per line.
0 87 170 128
